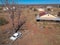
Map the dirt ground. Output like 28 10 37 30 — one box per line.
0 6 60 45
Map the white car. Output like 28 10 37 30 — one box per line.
10 32 22 41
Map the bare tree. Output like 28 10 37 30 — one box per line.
2 0 26 31
0 0 27 45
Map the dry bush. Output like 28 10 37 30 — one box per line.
0 17 9 26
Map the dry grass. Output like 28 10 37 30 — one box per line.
0 6 60 45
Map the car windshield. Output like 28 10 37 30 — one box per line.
13 36 16 37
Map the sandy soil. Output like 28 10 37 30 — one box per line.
0 6 60 45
